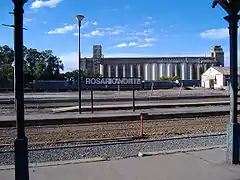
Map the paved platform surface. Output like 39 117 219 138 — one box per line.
52 100 236 113
1 148 240 180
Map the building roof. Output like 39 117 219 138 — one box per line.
101 56 215 61
213 66 240 75
83 56 217 65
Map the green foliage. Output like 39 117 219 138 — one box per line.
171 76 181 81
85 71 103 78
0 45 103 88
159 75 180 81
159 76 170 80
0 45 65 85
63 70 102 82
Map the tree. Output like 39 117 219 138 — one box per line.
2 64 13 81
85 71 102 78
0 45 14 88
0 45 65 87
171 76 181 81
0 45 14 65
34 58 46 80
159 76 171 80
0 44 102 89
159 76 181 81
40 50 64 80
23 47 42 82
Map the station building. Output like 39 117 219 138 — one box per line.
81 45 225 81
201 66 240 89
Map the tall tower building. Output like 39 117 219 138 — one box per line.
92 45 103 74
210 45 224 67
93 45 102 59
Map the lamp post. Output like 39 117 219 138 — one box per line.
76 15 85 114
212 0 240 164
12 0 29 179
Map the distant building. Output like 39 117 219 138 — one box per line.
81 45 225 80
201 66 240 89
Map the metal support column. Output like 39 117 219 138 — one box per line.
78 20 82 114
76 15 84 114
12 0 29 180
225 14 240 164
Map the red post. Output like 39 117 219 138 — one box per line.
140 112 148 137
140 113 143 137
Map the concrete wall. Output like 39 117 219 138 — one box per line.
201 67 240 89
201 67 222 89
214 74 224 89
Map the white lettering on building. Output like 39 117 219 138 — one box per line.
85 78 141 85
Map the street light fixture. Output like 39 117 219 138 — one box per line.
2 24 28 30
212 0 240 164
76 15 85 114
2 11 28 30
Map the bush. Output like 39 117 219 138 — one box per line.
159 76 180 81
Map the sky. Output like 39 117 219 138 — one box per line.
0 0 238 72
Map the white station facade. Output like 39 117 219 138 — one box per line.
81 45 225 81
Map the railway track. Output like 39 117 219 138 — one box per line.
0 115 229 147
0 97 237 118
0 94 235 105
0 97 237 110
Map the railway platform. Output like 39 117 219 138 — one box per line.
1 105 240 127
1 147 240 180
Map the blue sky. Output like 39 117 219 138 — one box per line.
0 0 238 72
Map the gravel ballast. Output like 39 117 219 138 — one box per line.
0 134 226 166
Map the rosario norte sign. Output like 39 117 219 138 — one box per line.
85 77 142 85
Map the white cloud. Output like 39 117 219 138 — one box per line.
137 44 154 48
108 41 155 49
47 24 77 34
134 29 153 36
116 43 128 48
72 24 158 50
104 53 207 58
84 30 105 37
23 18 32 24
125 36 141 41
108 42 138 49
30 0 62 9
200 28 230 40
126 36 157 44
143 17 156 26
48 21 98 35
109 29 124 35
82 21 98 28
144 38 156 42
80 26 126 37
106 29 157 49
128 42 138 46
79 25 154 39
